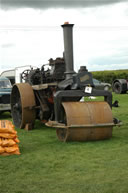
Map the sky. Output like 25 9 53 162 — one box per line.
0 0 128 73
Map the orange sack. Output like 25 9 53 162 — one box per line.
0 133 17 139
4 144 19 153
0 138 16 147
0 120 20 156
0 120 17 134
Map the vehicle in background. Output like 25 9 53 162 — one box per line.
0 77 12 113
93 78 111 91
0 65 36 85
112 79 128 94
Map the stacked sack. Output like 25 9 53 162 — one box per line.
0 120 20 156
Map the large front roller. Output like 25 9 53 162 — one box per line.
11 83 36 129
56 101 114 142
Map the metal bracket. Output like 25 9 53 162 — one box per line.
54 89 112 123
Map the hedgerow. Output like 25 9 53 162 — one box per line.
92 69 128 84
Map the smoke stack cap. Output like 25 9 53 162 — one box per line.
64 22 69 24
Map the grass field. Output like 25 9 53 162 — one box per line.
0 93 128 193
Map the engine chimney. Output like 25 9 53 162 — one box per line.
61 22 75 79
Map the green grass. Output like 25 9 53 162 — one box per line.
0 93 128 193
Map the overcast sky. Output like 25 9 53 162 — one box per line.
0 0 128 73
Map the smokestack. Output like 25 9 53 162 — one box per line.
61 22 75 79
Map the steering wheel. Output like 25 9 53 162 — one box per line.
21 69 31 81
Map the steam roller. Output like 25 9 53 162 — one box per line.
11 22 120 142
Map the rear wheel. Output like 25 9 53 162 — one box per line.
113 82 122 94
11 83 36 129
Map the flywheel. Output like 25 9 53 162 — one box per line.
11 83 36 129
56 101 114 142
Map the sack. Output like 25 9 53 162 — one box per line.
0 150 20 156
4 144 19 153
0 120 20 156
0 133 17 139
0 138 16 147
0 120 17 134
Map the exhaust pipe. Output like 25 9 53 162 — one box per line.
61 22 75 79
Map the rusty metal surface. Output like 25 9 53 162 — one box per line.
11 83 36 129
18 83 36 129
56 101 113 142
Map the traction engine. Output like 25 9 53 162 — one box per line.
11 23 120 142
